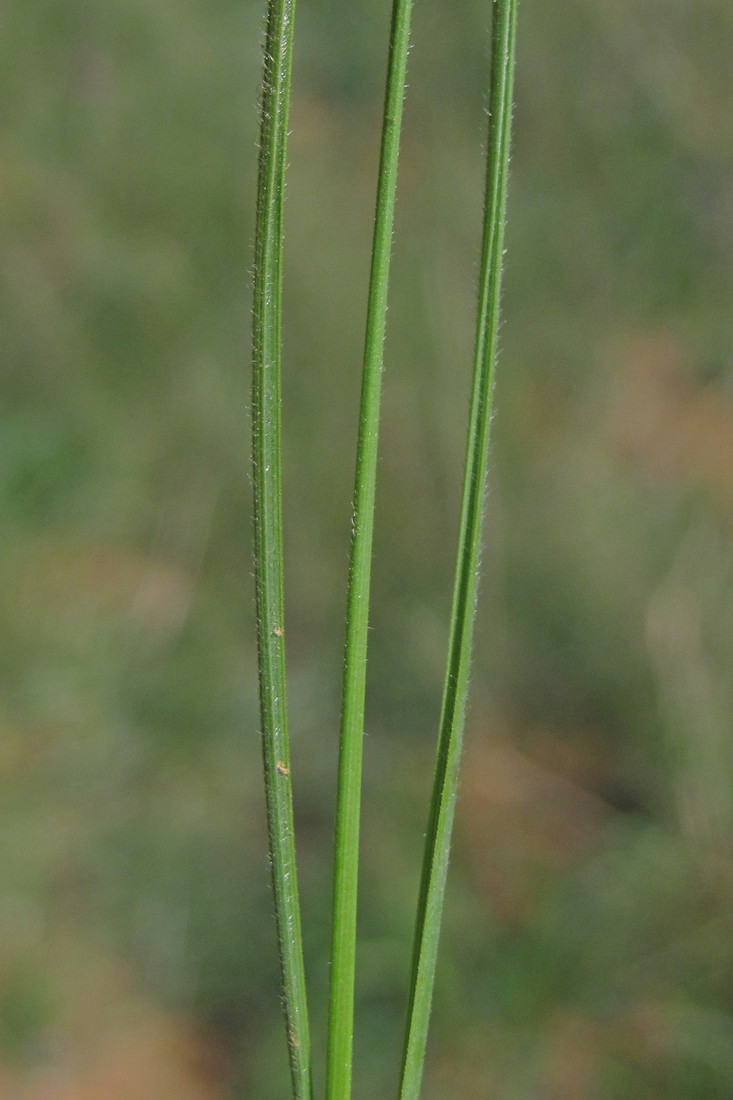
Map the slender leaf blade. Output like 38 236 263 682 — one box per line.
399 3 518 1097
326 1 415 1097
252 2 312 1097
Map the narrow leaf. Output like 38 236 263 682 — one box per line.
326 1 415 1097
252 2 312 1097
399 3 518 1097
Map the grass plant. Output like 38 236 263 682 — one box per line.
252 1 517 1097
5 0 733 1097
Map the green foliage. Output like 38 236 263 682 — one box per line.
326 1 414 1096
252 0 312 1095
254 2 518 1094
399 6 516 1097
1 1 733 1098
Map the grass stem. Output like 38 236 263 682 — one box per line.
398 3 517 1097
326 1 414 1097
252 2 312 1097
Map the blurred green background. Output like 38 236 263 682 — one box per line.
2 0 733 1097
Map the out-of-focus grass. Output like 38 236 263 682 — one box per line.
1 0 733 1097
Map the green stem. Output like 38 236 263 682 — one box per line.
398 3 517 1098
326 1 414 1097
252 2 312 1097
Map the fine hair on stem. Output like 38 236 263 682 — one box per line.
251 1 312 1097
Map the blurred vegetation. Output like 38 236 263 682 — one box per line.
1 0 733 1097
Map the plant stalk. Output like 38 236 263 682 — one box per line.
326 0 414 1097
252 1 312 1097
398 2 518 1097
